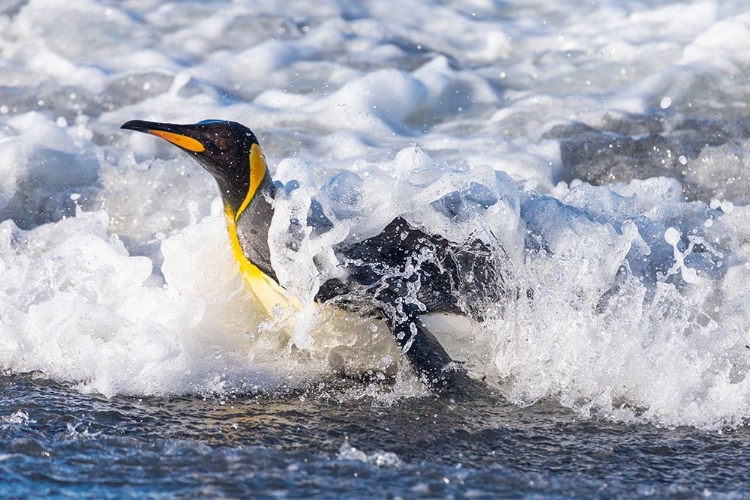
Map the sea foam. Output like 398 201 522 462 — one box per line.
1 0 750 429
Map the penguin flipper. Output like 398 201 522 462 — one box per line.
384 310 486 396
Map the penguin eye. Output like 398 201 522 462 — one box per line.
217 137 229 149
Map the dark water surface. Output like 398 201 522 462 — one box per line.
1 373 747 498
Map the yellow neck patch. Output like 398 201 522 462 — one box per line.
224 206 298 314
223 145 299 315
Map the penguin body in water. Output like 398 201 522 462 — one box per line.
121 119 508 392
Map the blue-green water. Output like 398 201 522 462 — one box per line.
2 373 747 498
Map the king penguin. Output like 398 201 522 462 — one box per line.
121 119 508 393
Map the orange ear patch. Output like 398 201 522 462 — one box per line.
248 143 267 202
235 143 267 219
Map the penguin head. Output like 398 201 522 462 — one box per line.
121 119 270 215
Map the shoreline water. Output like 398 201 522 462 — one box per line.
2 373 749 498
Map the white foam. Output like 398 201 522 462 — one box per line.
2 0 750 428
307 69 428 134
682 14 750 67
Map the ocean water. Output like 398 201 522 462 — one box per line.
2 0 750 497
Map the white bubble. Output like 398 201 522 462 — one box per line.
678 155 687 165
664 227 680 245
660 97 672 109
